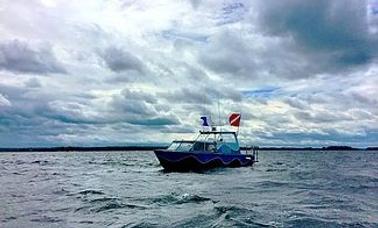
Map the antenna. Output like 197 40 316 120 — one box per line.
217 99 220 126
217 94 222 133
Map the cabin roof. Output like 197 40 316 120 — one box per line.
172 140 195 143
199 131 236 135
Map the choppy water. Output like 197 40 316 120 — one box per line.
0 150 377 227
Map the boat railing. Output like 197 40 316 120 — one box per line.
244 146 259 162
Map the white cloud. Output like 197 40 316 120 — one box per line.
0 93 11 107
0 0 377 147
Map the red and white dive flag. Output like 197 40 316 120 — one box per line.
229 113 241 127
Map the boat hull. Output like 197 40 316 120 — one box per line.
154 150 255 171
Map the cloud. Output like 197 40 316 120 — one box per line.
110 88 180 126
0 94 11 107
0 1 377 147
216 2 247 25
0 39 66 74
127 117 179 126
199 28 314 81
99 46 145 73
255 0 377 70
199 0 378 81
161 83 242 106
24 78 42 88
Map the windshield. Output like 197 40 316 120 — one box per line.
167 141 193 152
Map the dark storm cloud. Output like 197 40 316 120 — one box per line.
100 46 144 73
256 0 376 69
0 40 66 74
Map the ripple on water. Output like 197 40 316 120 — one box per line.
120 221 158 228
149 192 217 205
170 205 272 228
77 189 105 195
257 180 290 188
93 201 148 213
52 188 69 196
31 160 49 165
89 197 119 203
30 216 63 223
285 217 369 228
265 168 287 172
2 217 17 223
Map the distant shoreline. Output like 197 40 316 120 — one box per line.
0 145 377 152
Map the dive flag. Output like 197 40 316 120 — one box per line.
229 113 241 127
200 116 211 127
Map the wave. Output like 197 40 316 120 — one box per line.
77 189 105 195
89 197 119 203
149 192 216 205
93 201 148 213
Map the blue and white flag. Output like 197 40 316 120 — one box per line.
200 116 211 127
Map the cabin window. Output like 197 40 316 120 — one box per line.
192 142 217 152
216 133 239 153
219 134 237 144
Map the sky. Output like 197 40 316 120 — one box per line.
0 0 377 148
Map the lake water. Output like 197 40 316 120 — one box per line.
1 150 377 227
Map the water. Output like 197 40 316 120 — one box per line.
0 150 377 227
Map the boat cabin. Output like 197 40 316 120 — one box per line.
166 131 240 154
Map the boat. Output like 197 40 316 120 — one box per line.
154 113 259 171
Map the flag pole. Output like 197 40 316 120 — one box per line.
217 94 221 133
237 113 241 136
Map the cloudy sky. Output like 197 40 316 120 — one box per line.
0 0 377 147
